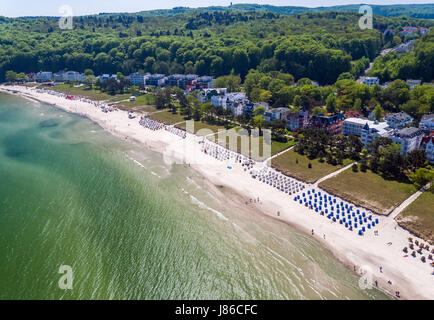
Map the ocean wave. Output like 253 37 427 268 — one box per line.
189 194 228 221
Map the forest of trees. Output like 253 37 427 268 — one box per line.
0 11 432 84
368 31 434 82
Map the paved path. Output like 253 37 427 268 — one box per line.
263 146 295 166
389 183 432 220
314 161 357 186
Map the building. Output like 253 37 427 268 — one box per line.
421 136 434 163
211 92 251 117
419 114 434 132
342 118 371 136
402 26 419 36
129 72 149 86
361 121 391 148
310 113 345 135
345 110 364 119
35 72 53 82
395 40 415 54
263 108 290 122
146 74 166 86
363 77 379 87
391 127 425 156
99 74 118 82
419 27 429 35
384 112 413 129
195 76 214 89
406 79 421 89
166 74 197 89
197 88 227 104
286 109 309 131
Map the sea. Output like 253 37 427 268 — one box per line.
0 93 391 299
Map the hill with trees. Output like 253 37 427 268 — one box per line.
100 4 434 19
0 10 432 84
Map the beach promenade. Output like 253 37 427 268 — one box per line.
1 84 433 300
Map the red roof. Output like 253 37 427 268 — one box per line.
345 110 363 118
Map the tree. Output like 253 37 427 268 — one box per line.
5 70 17 82
326 93 336 114
253 116 265 133
16 72 26 82
253 106 266 117
406 149 427 172
374 105 384 121
84 69 94 76
214 75 241 93
409 167 434 189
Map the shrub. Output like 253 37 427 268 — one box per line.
352 163 359 172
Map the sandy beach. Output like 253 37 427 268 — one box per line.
1 84 433 300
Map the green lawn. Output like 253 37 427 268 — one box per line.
148 110 186 125
43 84 114 101
397 191 434 242
176 120 236 136
116 94 156 110
319 169 418 215
209 130 296 160
271 149 353 183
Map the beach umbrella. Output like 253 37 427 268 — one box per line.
362 227 365 232
372 222 375 227
367 224 371 229
358 230 363 236
375 218 379 224
355 223 358 228
339 220 343 224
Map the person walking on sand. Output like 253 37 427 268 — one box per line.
380 266 383 273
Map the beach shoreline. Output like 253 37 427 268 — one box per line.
1 84 433 300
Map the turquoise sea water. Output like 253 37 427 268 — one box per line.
0 93 390 299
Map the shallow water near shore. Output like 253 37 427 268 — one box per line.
0 93 391 299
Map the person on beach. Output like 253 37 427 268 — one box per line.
380 266 383 273
312 229 314 236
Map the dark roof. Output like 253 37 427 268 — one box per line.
421 114 434 122
386 112 412 121
398 127 422 137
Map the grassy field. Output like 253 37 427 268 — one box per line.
209 130 296 160
271 149 353 183
319 169 418 215
397 191 434 243
148 110 186 125
115 94 156 112
42 84 116 101
176 120 236 135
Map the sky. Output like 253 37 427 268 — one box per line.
1 0 433 17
